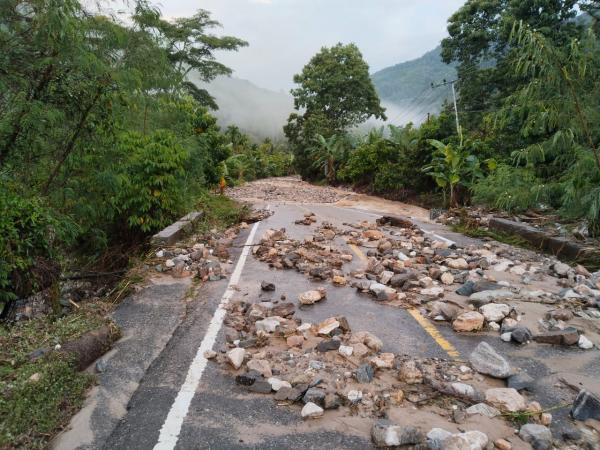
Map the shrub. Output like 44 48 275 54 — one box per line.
114 130 189 234
0 188 75 308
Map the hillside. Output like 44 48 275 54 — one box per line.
372 46 456 123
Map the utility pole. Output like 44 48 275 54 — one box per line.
431 79 462 143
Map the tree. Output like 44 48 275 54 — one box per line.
284 43 386 179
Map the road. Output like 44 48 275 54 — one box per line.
54 178 600 450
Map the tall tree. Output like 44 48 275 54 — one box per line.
284 43 385 179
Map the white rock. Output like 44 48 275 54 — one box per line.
479 303 510 322
156 250 165 258
450 382 475 397
338 345 354 357
501 332 512 342
255 317 281 333
297 323 312 332
301 402 324 419
299 290 326 305
165 259 175 268
227 348 245 369
443 431 488 450
466 403 500 418
421 286 445 297
488 322 500 331
380 271 394 285
347 390 363 403
317 317 340 335
492 260 512 272
469 290 514 302
440 272 455 285
268 377 291 392
485 388 526 412
447 258 469 270
579 335 594 349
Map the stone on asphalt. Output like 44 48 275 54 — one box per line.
469 342 511 378
518 424 552 450
398 360 423 384
578 334 594 349
227 348 245 369
479 303 510 322
507 372 534 392
246 359 272 378
261 281 275 291
571 389 600 421
267 377 291 392
301 402 324 419
302 387 326 406
465 403 500 418
371 420 425 448
452 311 485 332
533 327 579 345
355 363 375 383
485 388 526 412
298 289 326 305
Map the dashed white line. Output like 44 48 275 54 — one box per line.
153 219 261 450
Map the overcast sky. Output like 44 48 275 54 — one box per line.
132 0 466 92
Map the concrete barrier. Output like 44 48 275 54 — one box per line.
151 211 204 246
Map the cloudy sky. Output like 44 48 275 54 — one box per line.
131 0 466 91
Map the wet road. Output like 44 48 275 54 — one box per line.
63 198 600 449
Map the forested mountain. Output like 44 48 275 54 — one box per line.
371 46 457 119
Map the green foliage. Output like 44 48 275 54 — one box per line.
114 131 189 233
0 186 75 306
285 43 385 180
0 310 105 449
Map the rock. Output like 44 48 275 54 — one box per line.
552 262 571 277
390 271 418 289
350 331 383 352
323 393 341 409
286 335 304 348
332 275 347 286
355 364 375 383
488 322 500 331
540 412 552 426
316 339 341 352
347 390 363 403
227 348 245 369
533 327 579 345
267 377 291 392
469 342 511 378
575 264 591 277
442 431 488 450
380 270 395 285
271 302 295 317
507 373 534 391
303 387 326 406
421 286 445 297
452 311 485 332
501 318 518 333
578 335 594 349
317 317 340 335
95 360 107 373
203 350 217 359
255 317 281 333
301 402 324 419
511 327 532 344
247 359 272 378
261 281 275 291
500 332 512 342
546 309 573 321
485 388 526 412
494 438 512 450
371 420 425 448
440 272 455 285
427 428 452 450
28 372 41 383
479 303 510 322
571 389 600 421
298 289 326 305
466 403 500 418
371 353 395 369
364 229 384 240
247 379 273 393
447 258 469 270
338 345 353 357
429 301 460 321
518 424 552 450
235 371 261 386
456 281 475 296
469 290 514 307
398 360 423 384
450 382 475 398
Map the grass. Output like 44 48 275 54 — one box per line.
195 190 248 233
451 221 532 248
0 306 109 449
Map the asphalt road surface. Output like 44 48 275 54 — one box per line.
54 188 600 450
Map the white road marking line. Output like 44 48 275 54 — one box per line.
153 220 261 450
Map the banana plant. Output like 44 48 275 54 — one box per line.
309 134 348 184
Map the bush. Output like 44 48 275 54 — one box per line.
114 130 189 234
0 188 75 307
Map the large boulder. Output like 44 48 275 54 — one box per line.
571 389 600 421
469 342 511 378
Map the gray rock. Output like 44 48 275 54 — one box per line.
95 359 108 373
533 327 579 346
316 339 341 352
511 327 533 344
571 389 600 421
427 428 452 450
371 420 425 448
508 372 535 392
553 262 571 277
261 281 276 291
302 387 326 406
355 363 375 383
519 424 552 450
465 403 500 418
455 281 475 297
469 342 511 378
323 393 341 409
468 289 514 307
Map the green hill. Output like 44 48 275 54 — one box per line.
371 46 456 122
